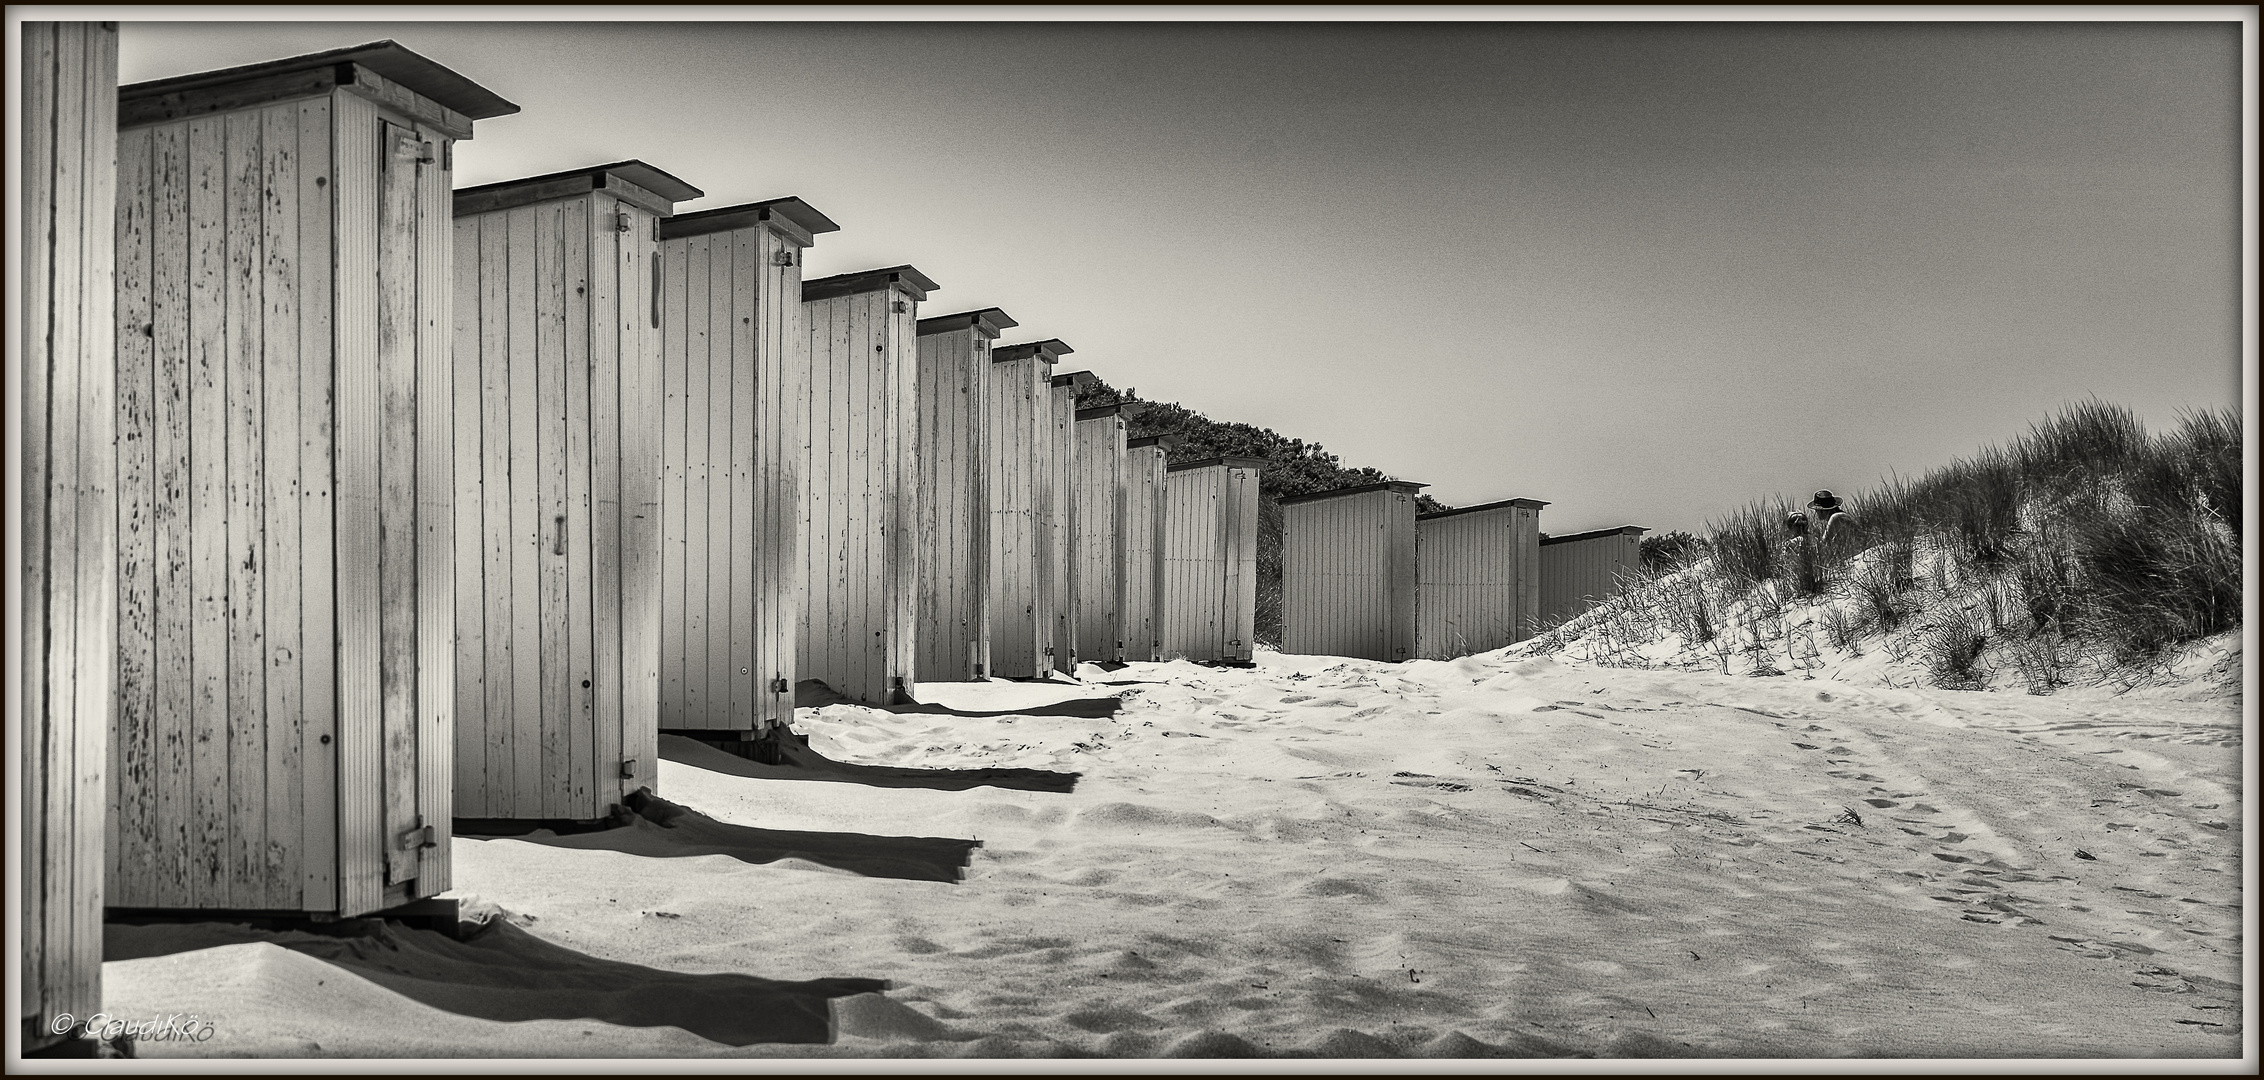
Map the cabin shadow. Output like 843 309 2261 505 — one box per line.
104 916 885 1046
462 790 983 884
664 728 1083 796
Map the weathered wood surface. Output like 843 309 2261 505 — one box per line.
1043 384 1078 673
24 20 116 1048
1540 528 1646 628
913 325 993 681
1414 503 1543 659
1072 414 1127 664
1120 442 1168 662
107 71 465 917
797 282 919 705
983 353 1050 679
1282 487 1420 662
1161 462 1264 663
657 220 802 733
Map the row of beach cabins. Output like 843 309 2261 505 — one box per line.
19 31 1643 1052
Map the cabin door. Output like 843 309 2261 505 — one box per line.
375 120 430 886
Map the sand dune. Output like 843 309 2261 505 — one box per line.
104 651 2243 1058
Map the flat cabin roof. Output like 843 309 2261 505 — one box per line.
1050 371 1098 390
1074 404 1127 422
119 39 519 120
992 339 1072 364
660 196 839 245
1127 435 1174 450
1167 456 1269 474
1277 480 1426 506
454 160 703 217
1416 497 1549 521
802 265 939 303
916 308 1019 337
1539 525 1650 546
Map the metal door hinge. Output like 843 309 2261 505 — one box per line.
774 248 797 267
615 211 633 233
416 141 436 165
620 759 638 779
399 818 437 850
893 300 908 313
771 676 789 693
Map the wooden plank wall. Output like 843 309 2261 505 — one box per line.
913 325 990 681
1119 443 1168 661
657 223 801 732
1282 490 1418 661
111 91 339 912
983 355 1050 678
453 190 665 819
24 20 115 1047
1540 531 1644 627
109 83 455 916
1220 464 1260 665
1071 414 1127 663
798 286 918 704
1043 385 1079 672
1414 506 1544 659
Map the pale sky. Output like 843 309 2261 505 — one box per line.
106 12 2251 535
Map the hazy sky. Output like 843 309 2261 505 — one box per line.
110 14 2248 534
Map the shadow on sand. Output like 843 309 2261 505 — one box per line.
105 916 885 1046
472 790 983 884
800 678 1125 720
665 727 1082 796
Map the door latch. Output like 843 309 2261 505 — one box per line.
399 818 437 851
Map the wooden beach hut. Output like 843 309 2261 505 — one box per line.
655 197 839 743
107 42 517 917
24 20 116 1051
913 307 1018 681
1119 435 1172 662
798 266 938 705
1072 404 1130 664
1281 482 1426 661
1161 457 1266 665
983 339 1070 679
1045 371 1097 673
1540 525 1649 627
448 162 702 824
1414 498 1548 660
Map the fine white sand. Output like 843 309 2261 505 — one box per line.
103 650 2245 1059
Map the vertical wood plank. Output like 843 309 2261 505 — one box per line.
533 200 568 819
657 228 686 726
618 204 664 781
477 211 514 818
222 109 270 904
22 24 57 1005
259 103 304 908
451 217 485 814
331 93 383 915
296 98 336 911
706 234 737 722
413 127 454 890
112 123 157 905
185 113 232 907
562 196 597 815
727 231 757 726
505 204 541 817
374 122 422 885
681 236 712 725
149 119 197 906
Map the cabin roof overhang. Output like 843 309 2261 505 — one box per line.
119 40 518 136
1168 456 1269 474
917 308 1019 338
660 196 839 247
992 339 1073 364
802 265 939 303
1050 370 1099 391
1277 480 1427 505
1539 525 1650 546
1074 404 1127 422
1126 434 1175 450
454 160 703 218
1416 497 1550 521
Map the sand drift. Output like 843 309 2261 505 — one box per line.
101 651 2243 1058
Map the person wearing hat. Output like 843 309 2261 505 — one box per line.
1805 490 1853 542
